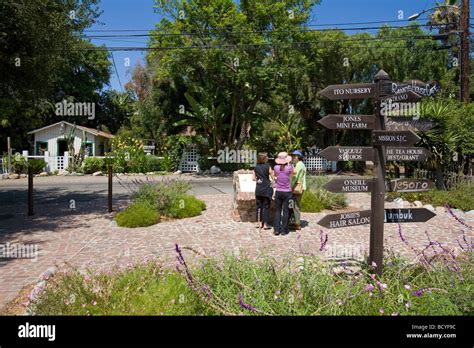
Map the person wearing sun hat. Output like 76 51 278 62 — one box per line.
290 150 306 230
272 151 295 235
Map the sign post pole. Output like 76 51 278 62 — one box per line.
108 164 113 213
369 70 390 276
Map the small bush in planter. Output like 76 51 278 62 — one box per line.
145 155 161 172
28 159 47 174
301 190 325 212
83 157 105 174
115 202 160 228
168 194 206 219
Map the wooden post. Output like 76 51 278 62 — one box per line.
7 137 12 174
28 161 34 216
369 70 389 275
108 164 113 213
460 0 470 102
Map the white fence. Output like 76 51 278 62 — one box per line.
20 151 68 173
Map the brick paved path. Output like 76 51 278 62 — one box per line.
0 188 472 310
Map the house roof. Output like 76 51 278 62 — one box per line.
28 121 114 139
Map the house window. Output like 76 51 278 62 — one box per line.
85 142 93 156
36 142 48 156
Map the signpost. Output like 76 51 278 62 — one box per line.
317 114 375 130
318 146 374 161
317 210 371 229
380 90 421 103
384 208 436 223
323 178 374 193
319 83 375 100
317 208 436 228
372 130 421 147
386 179 435 192
317 70 438 275
385 117 435 132
386 147 432 161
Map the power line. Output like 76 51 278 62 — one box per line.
82 22 459 39
84 17 474 32
110 52 123 92
77 38 458 52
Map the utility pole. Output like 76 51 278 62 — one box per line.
461 0 470 102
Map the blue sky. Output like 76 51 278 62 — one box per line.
87 0 464 91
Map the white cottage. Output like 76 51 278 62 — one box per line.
27 121 114 172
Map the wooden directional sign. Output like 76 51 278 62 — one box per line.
381 80 441 97
386 147 432 161
319 83 375 100
380 90 421 103
385 117 435 132
323 178 374 193
384 208 436 223
386 179 435 192
318 114 375 130
318 210 371 229
318 146 374 161
373 130 421 147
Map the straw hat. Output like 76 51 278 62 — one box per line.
275 151 292 165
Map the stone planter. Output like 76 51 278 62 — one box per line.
232 170 276 223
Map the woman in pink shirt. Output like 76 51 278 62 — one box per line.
273 152 294 235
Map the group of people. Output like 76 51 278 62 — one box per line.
253 150 306 235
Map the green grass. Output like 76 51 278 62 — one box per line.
386 183 474 211
29 261 211 315
301 176 347 212
29 247 473 316
167 194 206 219
116 202 160 228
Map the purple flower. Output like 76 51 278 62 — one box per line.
446 204 474 231
412 288 431 297
319 230 328 251
365 284 375 292
238 292 255 311
398 224 406 243
404 284 411 290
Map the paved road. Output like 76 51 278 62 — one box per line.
0 175 233 213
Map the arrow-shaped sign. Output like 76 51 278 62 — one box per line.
318 210 371 229
318 208 436 228
380 80 441 97
384 208 436 223
323 178 374 193
320 83 375 100
318 146 375 161
380 90 422 103
385 117 435 132
373 130 421 147
318 114 375 130
386 147 432 161
386 179 435 192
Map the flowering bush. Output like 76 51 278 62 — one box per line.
107 137 146 173
83 157 105 174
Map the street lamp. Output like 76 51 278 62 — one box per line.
408 5 459 21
